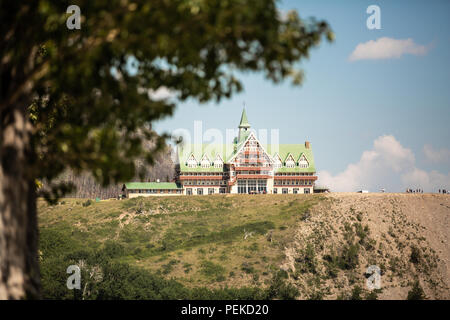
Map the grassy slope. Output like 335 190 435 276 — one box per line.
38 193 449 299
38 195 321 292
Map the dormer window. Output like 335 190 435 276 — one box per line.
200 154 211 168
273 154 282 169
214 154 223 168
285 154 296 168
298 154 309 168
187 154 198 168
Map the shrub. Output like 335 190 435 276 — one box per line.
241 262 256 274
308 290 324 300
200 260 226 280
295 243 317 274
365 291 378 300
82 199 93 207
350 286 362 300
267 271 299 300
356 212 363 222
407 281 426 300
410 245 422 264
338 243 359 270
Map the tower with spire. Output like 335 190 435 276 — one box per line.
238 108 251 142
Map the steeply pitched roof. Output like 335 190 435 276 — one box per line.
177 143 235 172
239 108 250 128
177 141 316 173
124 182 182 190
262 144 316 173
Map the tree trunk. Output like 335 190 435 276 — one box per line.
0 103 41 299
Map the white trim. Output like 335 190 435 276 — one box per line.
200 153 211 168
213 154 224 168
227 132 273 164
273 153 283 169
298 154 309 168
186 153 198 168
285 153 296 168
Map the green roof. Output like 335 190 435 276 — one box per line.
239 108 250 128
177 143 233 172
262 144 316 173
124 182 181 190
177 139 316 173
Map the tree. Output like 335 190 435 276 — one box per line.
0 0 333 299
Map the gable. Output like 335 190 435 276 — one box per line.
263 144 316 173
298 154 309 168
228 132 273 164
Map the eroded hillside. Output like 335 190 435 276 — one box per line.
282 193 449 299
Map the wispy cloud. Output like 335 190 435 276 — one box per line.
423 144 450 164
349 37 429 61
318 135 450 192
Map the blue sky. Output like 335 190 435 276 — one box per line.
153 0 450 192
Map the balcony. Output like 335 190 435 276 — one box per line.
235 166 271 171
243 150 261 155
179 175 223 180
236 159 267 164
274 176 318 181
236 174 272 179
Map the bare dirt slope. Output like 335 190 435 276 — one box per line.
282 193 450 300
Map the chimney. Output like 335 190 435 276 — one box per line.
305 141 310 149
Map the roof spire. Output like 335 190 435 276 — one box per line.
239 106 250 129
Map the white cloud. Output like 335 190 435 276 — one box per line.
423 144 450 164
349 37 429 61
318 135 450 192
147 86 176 101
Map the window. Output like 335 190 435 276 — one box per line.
273 155 282 169
187 154 197 168
248 179 257 193
304 188 310 194
273 188 277 194
238 180 246 194
257 179 267 193
298 155 309 168
208 188 214 195
285 154 295 168
282 188 288 194
197 188 203 195
293 188 299 194
214 154 223 168
186 188 192 195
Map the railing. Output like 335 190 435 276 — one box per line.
274 176 317 180
236 174 272 179
234 166 272 171
236 159 267 164
243 150 261 155
179 176 223 180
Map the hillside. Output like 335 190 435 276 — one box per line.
37 193 450 300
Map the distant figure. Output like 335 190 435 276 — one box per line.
439 189 441 194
